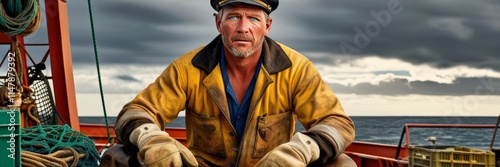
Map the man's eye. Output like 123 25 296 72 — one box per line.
229 16 237 20
250 17 259 21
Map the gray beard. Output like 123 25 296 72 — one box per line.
225 39 264 58
228 47 255 58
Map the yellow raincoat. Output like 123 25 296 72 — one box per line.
120 35 355 166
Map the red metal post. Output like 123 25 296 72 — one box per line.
16 37 29 86
0 35 28 84
44 0 80 131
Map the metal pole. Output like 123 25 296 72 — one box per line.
490 114 500 151
45 0 80 130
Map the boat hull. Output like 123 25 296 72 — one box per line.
80 124 408 167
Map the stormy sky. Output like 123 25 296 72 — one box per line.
15 0 500 116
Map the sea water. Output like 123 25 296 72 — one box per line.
80 116 500 150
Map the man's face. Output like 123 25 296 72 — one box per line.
216 4 272 58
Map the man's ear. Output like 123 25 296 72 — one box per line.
265 17 273 35
214 13 222 33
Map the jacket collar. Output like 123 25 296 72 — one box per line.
192 35 292 74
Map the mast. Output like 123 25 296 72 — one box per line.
44 0 80 130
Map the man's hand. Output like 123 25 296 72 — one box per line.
255 132 320 167
130 123 198 167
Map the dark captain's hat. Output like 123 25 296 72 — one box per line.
211 0 279 14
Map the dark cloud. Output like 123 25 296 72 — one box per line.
64 0 218 65
16 0 500 97
114 75 140 82
35 0 495 72
23 0 500 70
330 77 500 96
269 0 500 71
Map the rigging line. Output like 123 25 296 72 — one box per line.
87 0 112 143
490 114 499 151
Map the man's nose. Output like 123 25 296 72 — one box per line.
236 19 250 33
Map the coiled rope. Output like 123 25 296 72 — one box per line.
22 147 85 167
0 0 41 36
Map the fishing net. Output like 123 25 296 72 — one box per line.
21 124 100 167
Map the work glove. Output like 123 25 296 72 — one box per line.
130 123 198 167
255 132 320 167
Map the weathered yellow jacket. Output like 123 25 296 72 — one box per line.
120 35 355 166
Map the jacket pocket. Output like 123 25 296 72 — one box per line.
252 111 293 158
186 110 226 158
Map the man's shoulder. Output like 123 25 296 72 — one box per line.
182 45 207 59
272 42 311 63
172 45 207 64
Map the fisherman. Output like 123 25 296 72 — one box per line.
102 0 356 166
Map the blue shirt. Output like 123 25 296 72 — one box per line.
220 51 262 139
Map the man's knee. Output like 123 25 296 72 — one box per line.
99 144 140 167
324 153 357 167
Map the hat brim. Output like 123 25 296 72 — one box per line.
218 0 272 13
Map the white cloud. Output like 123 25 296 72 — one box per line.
77 93 187 117
338 94 500 116
77 93 500 117
69 57 500 117
73 64 165 93
317 56 500 86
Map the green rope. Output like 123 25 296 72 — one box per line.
0 0 40 35
87 0 112 143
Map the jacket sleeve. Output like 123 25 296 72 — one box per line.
114 60 188 146
292 60 355 165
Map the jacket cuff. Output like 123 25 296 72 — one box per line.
115 110 155 146
304 131 336 166
305 124 347 166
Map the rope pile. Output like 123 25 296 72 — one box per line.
0 0 41 36
21 124 100 167
22 147 85 167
